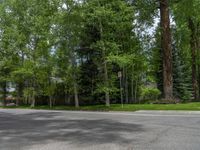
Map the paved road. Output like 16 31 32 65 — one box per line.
0 109 200 150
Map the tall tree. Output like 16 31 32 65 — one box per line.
173 0 200 100
160 0 173 99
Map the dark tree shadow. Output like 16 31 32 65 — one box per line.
0 111 144 150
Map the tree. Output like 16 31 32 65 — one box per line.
173 0 200 100
0 0 17 106
1 0 199 106
82 0 141 106
160 0 173 99
53 0 83 108
134 0 174 100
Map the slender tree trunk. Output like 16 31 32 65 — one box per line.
119 72 123 107
16 49 25 106
71 50 79 108
64 92 69 105
16 83 23 106
131 78 134 103
53 97 56 106
197 42 200 98
198 63 200 100
72 70 79 108
49 96 53 108
73 74 79 108
135 79 138 103
160 0 173 100
31 96 35 108
91 79 94 96
188 18 198 100
122 67 125 100
73 80 79 108
67 93 71 105
104 61 110 107
16 87 20 106
98 12 110 107
125 68 129 104
25 96 28 105
197 38 200 100
196 23 200 100
2 82 7 107
131 66 134 103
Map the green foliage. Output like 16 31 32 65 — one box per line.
23 87 36 100
140 86 161 101
0 0 199 106
172 39 193 101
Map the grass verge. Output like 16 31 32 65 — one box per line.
1 102 200 111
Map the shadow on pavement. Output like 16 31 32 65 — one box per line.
0 111 144 149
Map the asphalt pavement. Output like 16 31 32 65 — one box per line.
0 109 200 150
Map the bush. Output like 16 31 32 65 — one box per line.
140 87 161 101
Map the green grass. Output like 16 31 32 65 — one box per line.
1 102 200 111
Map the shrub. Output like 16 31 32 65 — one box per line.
140 87 161 101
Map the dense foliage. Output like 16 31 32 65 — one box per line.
0 0 200 107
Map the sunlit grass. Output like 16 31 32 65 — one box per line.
1 102 200 111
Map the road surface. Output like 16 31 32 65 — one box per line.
0 109 200 150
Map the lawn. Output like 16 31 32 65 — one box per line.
1 102 200 111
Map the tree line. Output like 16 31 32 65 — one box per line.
0 0 200 107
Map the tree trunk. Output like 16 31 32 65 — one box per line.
135 79 138 103
16 83 23 106
67 93 71 105
70 50 79 108
198 63 200 100
49 96 53 108
2 82 7 107
64 92 69 105
197 24 200 100
125 68 129 104
71 57 79 107
160 0 173 100
16 89 20 106
31 96 35 108
73 81 79 108
197 37 200 100
131 66 134 103
98 12 110 107
131 78 134 103
188 18 198 100
104 61 110 107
